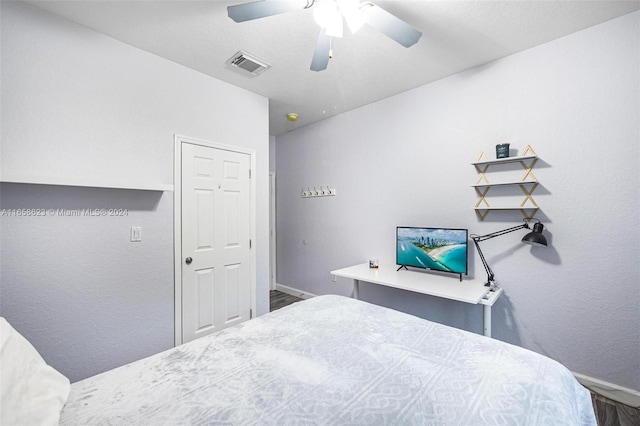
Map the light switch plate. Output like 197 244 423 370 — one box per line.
130 226 142 242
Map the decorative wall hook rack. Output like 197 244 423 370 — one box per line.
301 186 336 198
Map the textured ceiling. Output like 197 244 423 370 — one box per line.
24 0 640 136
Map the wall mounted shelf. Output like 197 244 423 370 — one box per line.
471 145 540 221
0 175 173 192
473 206 540 211
471 180 538 188
471 154 538 167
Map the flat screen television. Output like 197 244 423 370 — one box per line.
396 226 468 279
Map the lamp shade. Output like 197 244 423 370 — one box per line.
521 222 547 246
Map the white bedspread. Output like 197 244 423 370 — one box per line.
61 295 596 425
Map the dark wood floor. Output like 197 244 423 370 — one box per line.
591 393 639 426
269 290 304 312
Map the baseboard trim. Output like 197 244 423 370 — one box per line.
573 372 640 408
274 283 316 300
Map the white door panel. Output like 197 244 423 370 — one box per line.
181 142 251 343
224 264 241 323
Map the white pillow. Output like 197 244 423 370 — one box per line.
1 317 70 425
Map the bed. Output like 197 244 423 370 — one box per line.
3 295 596 425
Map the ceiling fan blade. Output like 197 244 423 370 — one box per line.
228 0 310 23
310 28 331 72
363 2 422 47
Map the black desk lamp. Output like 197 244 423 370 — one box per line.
470 218 548 289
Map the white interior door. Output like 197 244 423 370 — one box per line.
181 142 252 343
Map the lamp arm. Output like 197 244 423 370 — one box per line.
472 223 529 242
472 237 494 287
470 218 538 287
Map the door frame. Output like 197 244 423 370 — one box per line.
269 172 277 291
173 134 257 346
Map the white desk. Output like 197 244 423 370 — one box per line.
330 263 503 337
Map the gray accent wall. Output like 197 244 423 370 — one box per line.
0 2 270 382
275 12 640 390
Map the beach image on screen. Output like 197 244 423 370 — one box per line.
397 227 467 274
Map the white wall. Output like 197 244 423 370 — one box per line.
0 2 270 382
269 135 277 172
276 12 639 390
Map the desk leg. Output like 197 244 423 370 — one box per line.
483 304 491 338
353 279 359 299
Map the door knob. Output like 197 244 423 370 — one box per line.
185 257 193 265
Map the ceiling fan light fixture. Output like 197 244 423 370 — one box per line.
344 13 365 34
314 0 343 37
326 16 344 38
313 1 337 27
338 0 366 33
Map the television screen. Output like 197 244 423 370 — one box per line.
396 227 468 276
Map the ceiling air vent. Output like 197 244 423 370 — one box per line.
227 51 271 76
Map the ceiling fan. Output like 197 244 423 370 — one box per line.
227 0 422 71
